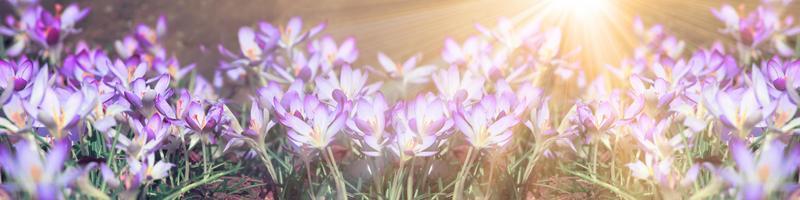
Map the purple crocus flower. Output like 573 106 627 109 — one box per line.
702 82 770 137
121 75 171 117
277 16 326 49
108 58 147 89
454 91 523 149
721 140 800 199
0 58 36 91
273 89 348 149
1 95 29 134
132 15 168 59
433 66 485 104
372 52 437 85
113 114 169 160
315 65 381 104
153 57 195 81
184 101 223 134
123 154 173 190
238 27 264 62
761 58 800 94
244 98 275 142
308 36 358 71
441 36 486 66
24 71 95 139
0 140 82 199
388 93 453 161
346 93 390 156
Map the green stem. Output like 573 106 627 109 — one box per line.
453 147 476 200
390 160 406 200
406 158 415 200
202 142 209 178
325 147 347 200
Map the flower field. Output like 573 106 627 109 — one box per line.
0 0 799 199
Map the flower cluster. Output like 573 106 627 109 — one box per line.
0 0 800 199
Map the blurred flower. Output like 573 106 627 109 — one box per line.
309 36 358 71
0 141 82 199
123 154 173 189
372 52 437 85
277 17 326 49
442 37 485 66
238 27 263 62
721 140 800 199
153 57 195 81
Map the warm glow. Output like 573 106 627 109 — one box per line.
548 0 614 20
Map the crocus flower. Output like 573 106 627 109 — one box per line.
108 58 147 89
442 36 486 66
115 114 170 159
132 15 168 59
0 141 82 199
238 27 264 62
309 36 358 71
121 75 171 115
315 65 381 104
0 58 36 91
153 57 195 81
273 90 348 149
474 17 539 49
277 17 326 49
123 154 174 189
761 58 800 94
271 49 320 83
24 74 95 139
373 52 437 85
525 97 577 158
432 66 485 104
629 115 684 159
721 140 800 199
184 101 223 134
702 83 770 138
388 93 453 161
346 93 390 156
244 98 276 142
1 95 28 134
156 90 193 124
454 91 523 149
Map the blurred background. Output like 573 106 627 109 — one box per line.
2 0 799 77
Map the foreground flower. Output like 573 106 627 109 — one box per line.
454 92 523 149
346 93 390 156
388 93 453 161
721 140 800 199
25 76 96 139
0 141 82 199
273 90 348 149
